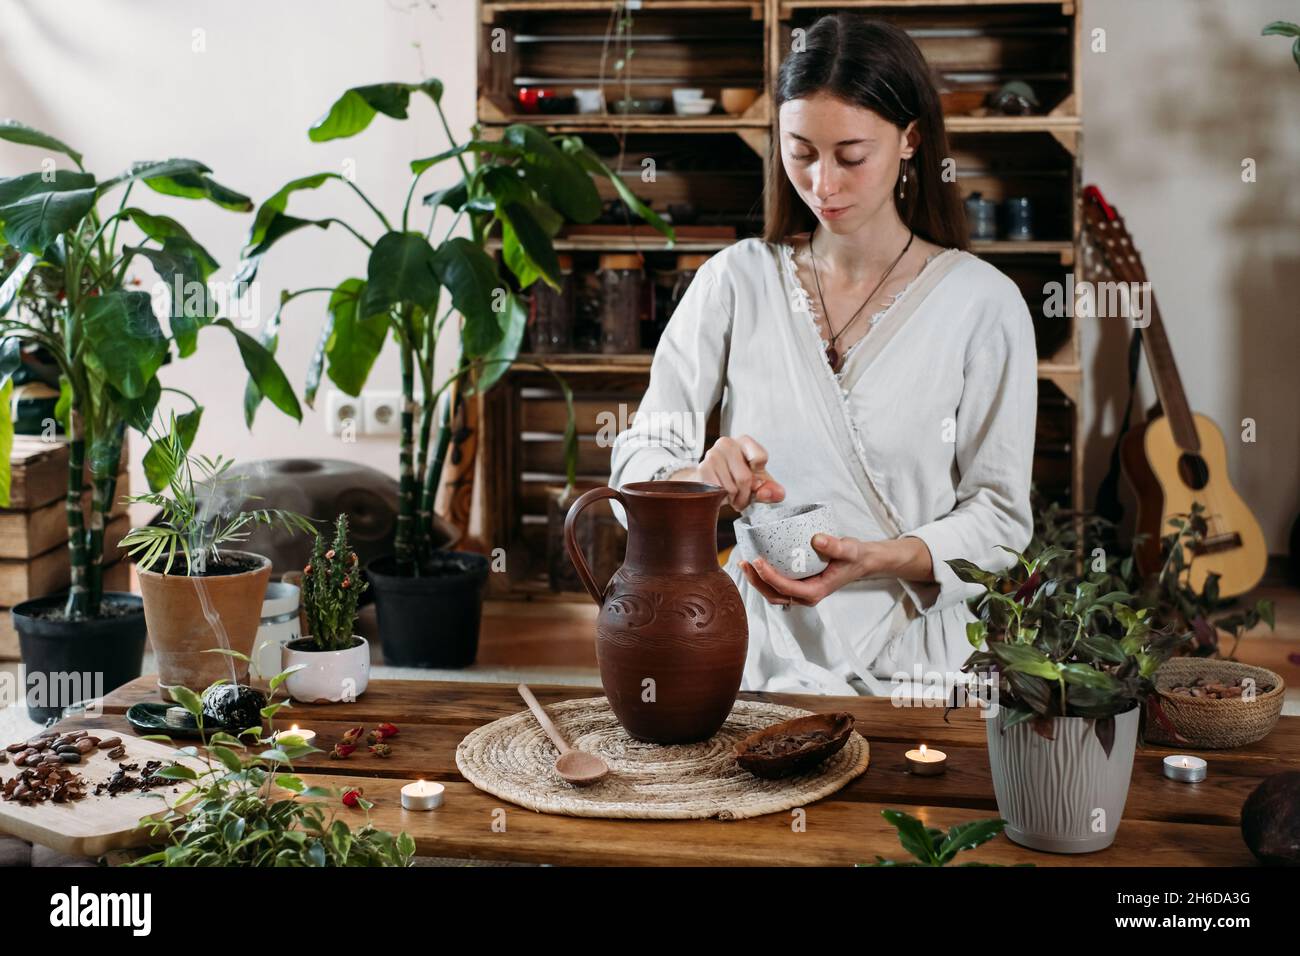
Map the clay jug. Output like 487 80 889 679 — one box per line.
565 481 748 743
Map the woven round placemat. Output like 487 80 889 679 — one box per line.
454 697 870 820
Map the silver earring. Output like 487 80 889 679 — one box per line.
898 158 908 199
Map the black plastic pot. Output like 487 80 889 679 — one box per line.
11 592 148 724
366 552 489 668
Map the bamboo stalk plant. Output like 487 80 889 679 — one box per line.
0 121 302 620
237 78 673 575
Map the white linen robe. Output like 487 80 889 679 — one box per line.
607 237 1037 698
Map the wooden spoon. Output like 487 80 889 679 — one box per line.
517 684 609 786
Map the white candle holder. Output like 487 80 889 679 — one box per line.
905 744 948 776
401 780 445 811
1162 754 1207 783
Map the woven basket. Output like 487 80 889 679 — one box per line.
1145 658 1285 750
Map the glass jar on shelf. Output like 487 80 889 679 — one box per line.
597 252 649 354
527 253 574 354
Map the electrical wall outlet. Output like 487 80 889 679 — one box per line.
325 390 362 437
363 390 402 436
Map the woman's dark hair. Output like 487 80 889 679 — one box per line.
764 14 968 250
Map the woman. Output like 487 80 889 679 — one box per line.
608 14 1037 697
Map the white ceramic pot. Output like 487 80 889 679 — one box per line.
283 637 370 703
251 582 301 681
733 502 837 579
986 703 1140 853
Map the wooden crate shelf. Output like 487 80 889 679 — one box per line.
477 0 1089 600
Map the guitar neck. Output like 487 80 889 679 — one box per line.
1140 295 1201 452
1081 193 1200 453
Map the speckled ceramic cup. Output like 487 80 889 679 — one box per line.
734 502 836 580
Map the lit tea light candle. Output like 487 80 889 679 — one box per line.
401 779 445 811
275 724 316 745
1162 754 1207 783
905 743 947 776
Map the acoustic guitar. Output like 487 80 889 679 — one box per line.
1080 184 1267 597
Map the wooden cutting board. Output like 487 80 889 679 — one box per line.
0 730 207 858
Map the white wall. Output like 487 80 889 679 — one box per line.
3 0 1297 553
0 0 478 526
1081 0 1300 553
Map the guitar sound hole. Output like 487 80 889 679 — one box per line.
1178 453 1210 490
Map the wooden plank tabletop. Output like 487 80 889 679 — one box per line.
54 675 1293 866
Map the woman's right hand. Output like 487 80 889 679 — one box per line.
671 435 786 512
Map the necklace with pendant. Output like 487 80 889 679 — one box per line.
809 228 914 373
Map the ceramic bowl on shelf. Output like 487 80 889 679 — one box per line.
733 502 836 580
573 88 605 113
613 97 667 115
671 87 704 110
674 98 716 117
720 87 760 115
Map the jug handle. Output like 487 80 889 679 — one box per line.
563 486 625 605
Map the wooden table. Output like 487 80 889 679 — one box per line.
49 675 1296 866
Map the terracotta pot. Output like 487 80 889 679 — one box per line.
565 481 747 744
136 550 272 699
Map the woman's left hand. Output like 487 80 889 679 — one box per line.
739 534 933 607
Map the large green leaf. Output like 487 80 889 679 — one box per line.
473 290 526 394
213 318 302 424
325 278 387 396
422 179 467 212
409 140 519 175
0 120 83 167
143 407 202 491
79 291 168 399
430 236 504 357
243 173 338 252
499 200 561 290
107 377 161 433
142 171 252 211
0 336 20 384
126 242 218 356
308 80 444 142
123 208 195 245
502 124 601 223
0 252 37 316
558 136 674 239
0 171 98 255
361 231 439 316
98 158 211 195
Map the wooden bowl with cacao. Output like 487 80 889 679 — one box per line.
733 712 855 779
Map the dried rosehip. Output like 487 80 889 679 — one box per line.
376 722 399 739
326 549 336 560
369 743 392 758
342 787 363 808
341 726 365 746
329 743 357 760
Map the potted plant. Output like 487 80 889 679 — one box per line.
238 79 671 667
0 121 302 721
950 545 1187 853
120 417 315 698
282 514 370 703
130 671 414 867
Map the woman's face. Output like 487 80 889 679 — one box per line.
779 91 916 233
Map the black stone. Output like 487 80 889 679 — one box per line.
201 684 267 732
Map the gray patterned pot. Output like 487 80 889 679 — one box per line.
986 703 1140 853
